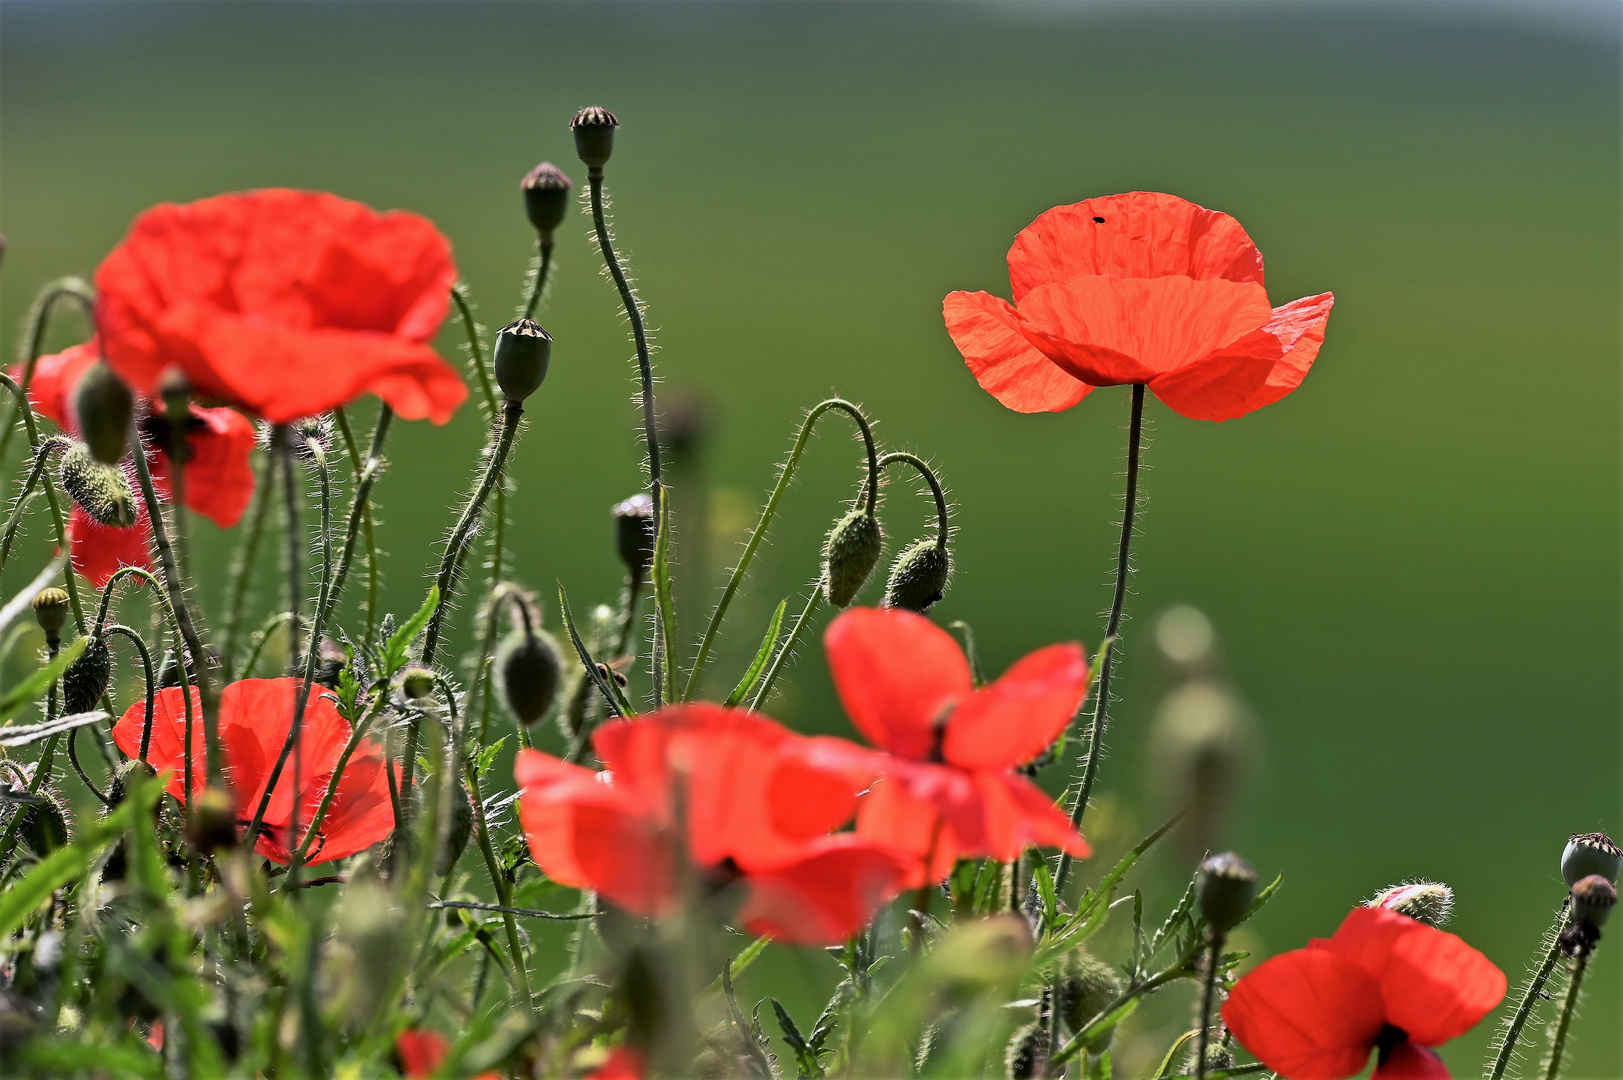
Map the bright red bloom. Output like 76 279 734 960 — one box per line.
67 503 153 588
96 189 465 425
111 677 395 864
22 339 258 528
1223 907 1507 1080
944 192 1334 421
515 704 914 946
395 1029 498 1080
815 607 1091 885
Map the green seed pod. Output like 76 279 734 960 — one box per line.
1004 1021 1049 1080
63 636 112 714
400 667 436 702
1197 851 1259 934
186 788 238 856
1368 880 1454 928
71 360 134 465
522 161 573 237
493 318 553 404
31 588 70 640
59 442 138 528
16 791 70 856
883 540 951 613
1562 832 1622 886
497 627 563 726
570 106 619 170
1572 874 1617 929
822 510 883 608
434 782 475 878
1059 949 1124 1043
613 493 657 581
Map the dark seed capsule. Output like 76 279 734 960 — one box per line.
63 636 112 714
1197 851 1259 934
570 106 619 170
492 319 553 404
521 162 573 237
497 628 563 726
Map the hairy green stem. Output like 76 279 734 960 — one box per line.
1197 932 1224 1080
749 589 823 711
0 373 87 632
464 752 534 1009
0 277 95 464
105 623 156 761
1489 899 1572 1080
321 406 393 627
0 437 66 579
873 451 949 547
1542 949 1590 1080
522 239 555 322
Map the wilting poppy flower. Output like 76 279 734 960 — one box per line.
515 704 914 946
96 189 465 425
21 339 257 528
814 607 1091 885
1223 907 1507 1080
943 192 1334 421
395 1030 499 1080
111 677 395 864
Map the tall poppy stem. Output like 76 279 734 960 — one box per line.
522 237 555 322
1489 899 1571 1080
1196 930 1224 1080
1542 948 1590 1080
1055 382 1146 895
1 373 88 633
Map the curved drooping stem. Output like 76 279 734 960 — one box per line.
1055 383 1146 895
0 436 68 579
105 623 156 761
684 398 880 700
0 276 95 464
873 451 949 548
0 373 86 632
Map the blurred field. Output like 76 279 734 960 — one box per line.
2 1 1619 1073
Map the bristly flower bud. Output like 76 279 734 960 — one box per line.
1059 949 1124 1045
107 759 157 806
399 668 437 702
493 319 552 404
1197 851 1259 934
186 788 239 856
883 540 951 613
71 360 134 465
1368 880 1455 929
613 493 656 581
63 636 112 714
59 443 138 528
434 781 475 878
1572 874 1616 930
31 588 71 641
822 510 882 607
1562 832 1622 886
15 791 70 856
570 106 619 170
1003 1021 1049 1080
497 623 563 726
521 162 573 237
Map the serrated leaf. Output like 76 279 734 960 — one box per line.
1059 811 1180 938
773 998 809 1053
0 636 88 722
474 735 510 778
557 584 633 719
385 585 439 676
651 486 680 704
1032 860 1058 930
725 599 786 706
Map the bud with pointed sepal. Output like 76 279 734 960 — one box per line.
497 621 563 727
72 360 134 465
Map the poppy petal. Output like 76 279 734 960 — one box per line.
588 1048 646 1080
1372 1042 1450 1080
854 772 960 886
395 1030 449 1078
152 405 258 528
943 290 1092 413
15 341 99 429
68 505 154 589
1007 192 1266 303
1222 948 1385 1080
824 607 971 760
1148 293 1334 421
943 642 1088 770
971 770 1090 862
735 836 913 946
1015 276 1275 385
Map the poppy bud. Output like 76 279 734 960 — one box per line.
493 318 552 404
31 588 71 641
496 625 563 726
1186 1042 1236 1075
107 759 157 807
186 788 239 856
883 540 951 613
570 106 619 171
15 791 69 856
613 493 656 580
1197 851 1258 934
63 635 112 715
315 638 347 690
1004 1021 1049 1080
822 510 883 608
1058 949 1124 1044
1562 831 1622 886
434 782 474 878
71 360 134 465
1369 880 1454 929
521 162 573 237
400 667 436 702
1572 874 1617 930
59 442 138 529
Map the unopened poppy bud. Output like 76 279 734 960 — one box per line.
493 319 552 404
15 791 69 856
63 636 112 714
613 493 656 580
521 162 573 236
71 360 134 465
400 668 437 702
1185 1042 1235 1075
434 781 475 878
1572 874 1617 930
1197 851 1258 934
1004 1021 1049 1080
107 759 157 806
157 367 190 418
1562 831 1622 886
1059 949 1124 1044
60 443 138 528
1369 880 1455 929
570 106 619 171
883 540 951 613
497 625 563 726
822 510 882 607
186 788 239 856
31 588 70 641
316 638 347 690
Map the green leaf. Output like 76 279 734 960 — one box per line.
773 998 809 1053
1152 1030 1201 1079
725 599 786 706
1032 860 1058 931
707 934 771 994
1149 879 1198 961
557 584 634 719
0 708 108 748
473 735 510 778
652 486 680 703
19 1036 164 1079
0 636 87 722
1059 811 1181 938
1235 872 1283 928
384 585 439 676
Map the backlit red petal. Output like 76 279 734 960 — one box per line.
1223 948 1385 1080
943 642 1088 770
1372 1042 1450 1080
971 770 1090 862
855 772 961 886
824 607 971 759
735 836 913 945
1148 292 1334 421
17 341 99 429
942 290 1092 413
68 505 153 588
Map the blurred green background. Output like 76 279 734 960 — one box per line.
2 1 1618 1074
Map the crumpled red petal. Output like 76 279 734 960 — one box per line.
943 290 1092 413
68 504 154 588
1222 947 1386 1080
14 341 97 427
824 607 970 760
1148 292 1335 421
735 835 914 946
943 642 1088 771
151 404 258 528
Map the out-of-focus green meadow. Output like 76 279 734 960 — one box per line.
2 2 1617 1073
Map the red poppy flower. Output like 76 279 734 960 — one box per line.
587 1047 646 1080
67 503 153 589
21 339 258 528
95 189 465 425
1223 907 1507 1080
815 607 1091 885
111 677 395 864
395 1030 499 1080
515 704 914 946
943 192 1334 421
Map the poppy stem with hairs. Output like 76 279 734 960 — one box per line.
105 624 156 761
1489 900 1571 1080
1543 948 1590 1080
1054 382 1146 896
320 405 394 627
522 236 555 322
1196 929 1224 1080
749 587 823 712
0 277 94 465
278 426 304 674
563 573 645 765
1 372 88 633
221 450 277 681
873 452 949 547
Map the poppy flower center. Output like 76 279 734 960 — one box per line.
138 411 206 464
1373 1023 1410 1066
927 702 956 763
